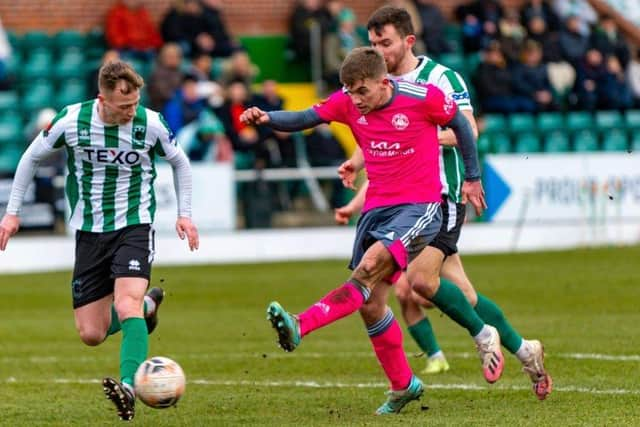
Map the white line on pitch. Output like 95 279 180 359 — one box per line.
3 378 639 395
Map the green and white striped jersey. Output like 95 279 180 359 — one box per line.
43 99 181 232
392 55 474 203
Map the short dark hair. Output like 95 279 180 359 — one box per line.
339 47 387 87
98 60 144 94
367 6 414 38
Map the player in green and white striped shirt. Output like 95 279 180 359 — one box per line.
0 61 199 420
335 6 552 400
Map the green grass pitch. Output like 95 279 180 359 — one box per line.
0 245 638 426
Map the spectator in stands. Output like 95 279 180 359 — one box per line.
559 15 591 67
552 0 597 36
626 48 640 107
218 49 259 87
512 40 559 111
200 0 238 58
415 0 452 55
177 109 233 162
498 7 527 64
520 0 561 32
591 15 630 68
474 41 535 113
0 17 12 91
87 50 121 98
147 43 184 112
455 0 503 53
323 8 366 90
526 16 576 97
105 0 163 61
251 79 284 113
288 0 333 61
215 79 266 165
601 55 633 110
161 0 215 58
571 47 608 111
163 73 208 134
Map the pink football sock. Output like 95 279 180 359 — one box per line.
368 311 413 391
298 282 366 337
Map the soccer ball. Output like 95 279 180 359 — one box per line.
134 356 186 408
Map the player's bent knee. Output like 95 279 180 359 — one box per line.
77 327 105 346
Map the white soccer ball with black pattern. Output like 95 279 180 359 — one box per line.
134 356 186 408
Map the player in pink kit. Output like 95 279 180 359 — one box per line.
240 47 503 415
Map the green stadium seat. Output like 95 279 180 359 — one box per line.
4 52 21 77
544 130 570 152
55 80 87 109
437 53 466 74
443 24 462 52
537 112 564 133
0 91 18 116
477 133 491 154
0 120 23 147
624 109 640 130
566 111 593 131
464 52 481 77
508 113 535 133
490 132 512 153
595 110 623 130
514 132 541 153
0 147 23 173
482 114 506 134
20 82 55 115
601 129 628 151
21 31 52 56
6 30 20 51
85 28 107 60
572 129 599 152
630 132 640 152
54 30 85 53
53 51 86 80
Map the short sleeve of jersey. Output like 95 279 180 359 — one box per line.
153 112 182 159
423 83 457 126
312 89 350 124
437 70 473 111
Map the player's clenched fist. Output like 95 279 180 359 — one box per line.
240 107 270 125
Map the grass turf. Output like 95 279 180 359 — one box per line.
0 245 638 426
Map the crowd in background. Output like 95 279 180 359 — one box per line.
1 0 640 225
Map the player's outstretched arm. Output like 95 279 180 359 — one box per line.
337 146 365 190
241 107 325 133
446 110 487 216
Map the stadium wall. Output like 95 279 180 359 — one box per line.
1 223 638 274
0 0 529 35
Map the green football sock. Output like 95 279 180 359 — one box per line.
408 317 441 357
120 317 148 387
474 293 523 354
431 278 484 336
106 301 148 337
107 305 121 336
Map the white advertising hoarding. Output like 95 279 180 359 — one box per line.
483 153 640 222
152 163 235 233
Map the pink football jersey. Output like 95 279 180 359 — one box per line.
314 80 456 212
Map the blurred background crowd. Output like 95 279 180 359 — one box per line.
0 0 639 228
